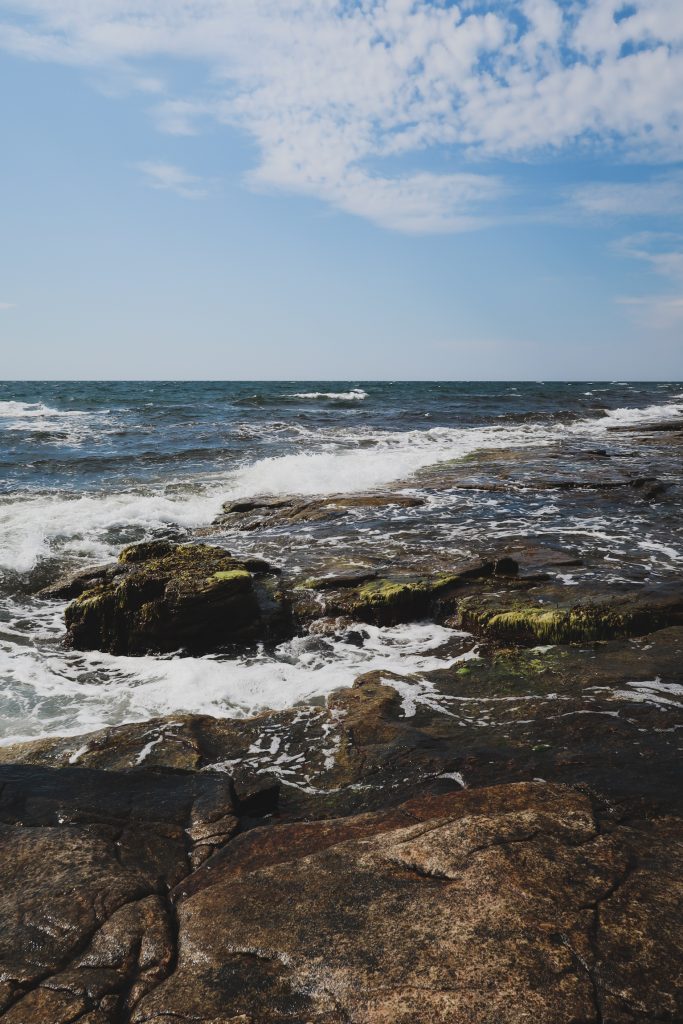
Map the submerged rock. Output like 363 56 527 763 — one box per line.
64 542 288 655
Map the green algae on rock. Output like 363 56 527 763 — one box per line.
65 542 287 656
301 558 519 627
457 586 683 644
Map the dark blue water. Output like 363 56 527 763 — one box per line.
0 380 681 745
1 380 678 493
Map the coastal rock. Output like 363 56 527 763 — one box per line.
64 542 288 655
132 782 683 1024
456 582 683 644
294 556 519 627
0 764 241 1020
212 492 425 531
5 623 682 820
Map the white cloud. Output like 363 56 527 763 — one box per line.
136 161 208 198
1 1 683 231
0 302 15 311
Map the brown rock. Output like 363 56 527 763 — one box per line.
132 782 683 1024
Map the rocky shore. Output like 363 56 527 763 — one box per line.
1 417 682 1022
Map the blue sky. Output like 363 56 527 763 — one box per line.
0 0 682 379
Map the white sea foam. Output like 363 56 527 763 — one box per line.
225 421 552 499
578 397 683 432
0 399 104 445
0 621 473 744
1 393 681 574
0 489 223 573
0 400 85 419
290 389 368 400
0 420 549 572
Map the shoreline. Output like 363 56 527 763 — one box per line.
0 400 681 1021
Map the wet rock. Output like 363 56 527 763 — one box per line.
456 582 683 645
298 557 521 627
213 492 425 531
8 623 682 821
38 562 126 601
64 542 288 655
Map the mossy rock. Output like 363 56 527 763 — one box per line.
65 542 288 656
457 589 683 645
319 574 464 626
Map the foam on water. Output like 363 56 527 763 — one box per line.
0 620 474 744
0 418 554 573
225 421 553 499
290 389 368 401
1 395 681 575
0 400 84 420
577 396 683 432
0 489 224 573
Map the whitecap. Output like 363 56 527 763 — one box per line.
290 389 368 401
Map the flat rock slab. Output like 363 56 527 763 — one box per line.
213 493 426 531
132 782 683 1024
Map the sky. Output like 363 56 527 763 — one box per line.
0 0 682 380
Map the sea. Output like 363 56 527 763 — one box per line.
1 380 682 746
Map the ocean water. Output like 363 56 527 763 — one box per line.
1 380 682 745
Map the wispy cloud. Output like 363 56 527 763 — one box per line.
0 302 15 311
616 232 683 327
136 161 208 199
571 174 683 218
1 2 683 232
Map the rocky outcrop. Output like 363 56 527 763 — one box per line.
62 542 288 655
137 782 681 1024
455 582 683 644
2 601 682 1022
211 492 426 531
5 623 682 820
0 763 242 1021
51 536 683 660
2 766 678 1023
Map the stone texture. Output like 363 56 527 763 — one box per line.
0 764 240 1021
132 782 683 1024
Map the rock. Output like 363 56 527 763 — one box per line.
64 543 289 655
38 562 126 601
131 782 683 1024
297 557 521 627
0 763 245 1021
213 492 425 531
7 623 681 821
456 582 683 645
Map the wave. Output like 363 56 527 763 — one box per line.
1 394 681 575
290 389 368 401
0 399 103 445
0 488 222 574
0 399 91 419
225 421 553 498
598 398 683 427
